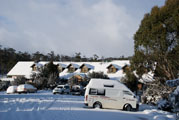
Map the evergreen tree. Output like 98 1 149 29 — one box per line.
131 0 179 80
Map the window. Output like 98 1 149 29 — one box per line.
108 66 117 73
57 86 63 88
58 66 63 73
81 66 88 73
89 88 105 96
64 86 69 89
104 84 114 88
123 90 133 96
68 66 75 73
89 88 97 95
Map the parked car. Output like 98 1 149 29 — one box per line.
53 85 70 94
84 79 138 111
6 85 18 94
17 84 37 94
71 85 84 96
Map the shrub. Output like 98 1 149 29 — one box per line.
88 72 109 79
12 76 26 86
0 80 10 91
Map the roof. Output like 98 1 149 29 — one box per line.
87 79 131 91
107 64 122 70
67 63 80 69
1 77 14 81
60 73 87 79
7 61 34 79
80 64 95 69
31 62 43 68
57 63 67 68
7 60 130 80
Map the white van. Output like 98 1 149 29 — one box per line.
84 79 138 111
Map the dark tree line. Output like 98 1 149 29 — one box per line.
0 45 131 75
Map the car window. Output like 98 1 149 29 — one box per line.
89 88 105 96
57 86 63 88
64 86 69 89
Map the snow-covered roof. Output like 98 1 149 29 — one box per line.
60 73 87 80
7 61 34 79
87 79 131 91
34 63 43 68
80 64 94 69
107 64 122 70
0 77 14 81
67 63 80 69
7 60 130 80
57 63 67 68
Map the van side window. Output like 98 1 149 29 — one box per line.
123 90 133 96
97 89 105 95
89 88 97 95
104 85 114 88
89 88 105 96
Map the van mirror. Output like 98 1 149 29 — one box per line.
133 96 136 98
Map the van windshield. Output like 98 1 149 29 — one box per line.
64 86 69 89
57 86 63 88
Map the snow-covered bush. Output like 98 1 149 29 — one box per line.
0 80 10 91
157 99 173 112
170 86 179 113
166 78 179 114
166 78 179 87
141 79 172 105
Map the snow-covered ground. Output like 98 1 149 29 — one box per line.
0 91 175 120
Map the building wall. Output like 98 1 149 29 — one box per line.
107 66 117 73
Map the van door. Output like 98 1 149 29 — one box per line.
122 90 136 108
105 89 123 109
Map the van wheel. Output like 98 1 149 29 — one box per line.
93 102 102 109
124 104 132 111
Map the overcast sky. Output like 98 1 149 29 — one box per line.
0 0 165 57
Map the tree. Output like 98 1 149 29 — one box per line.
32 51 43 61
33 61 59 89
88 72 109 79
93 54 99 61
75 52 81 62
121 68 138 92
131 0 179 81
12 76 26 85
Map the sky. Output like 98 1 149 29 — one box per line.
0 0 165 57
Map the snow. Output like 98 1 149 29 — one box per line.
107 64 122 70
136 71 155 83
0 91 175 120
6 60 130 81
87 79 130 91
6 86 17 94
60 60 129 80
80 63 95 69
0 77 14 81
7 61 34 79
67 63 80 69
